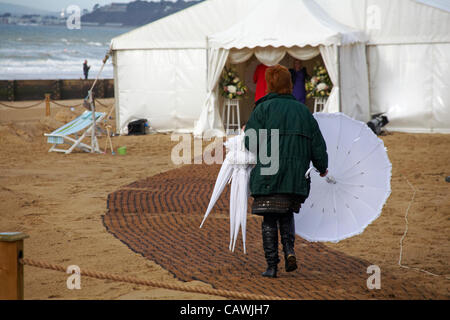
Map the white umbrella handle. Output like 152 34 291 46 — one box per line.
325 176 337 184
305 167 318 179
305 167 335 184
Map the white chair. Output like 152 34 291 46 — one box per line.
44 110 106 154
314 97 327 113
222 99 241 135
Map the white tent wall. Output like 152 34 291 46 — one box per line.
115 48 207 134
339 43 371 122
368 43 450 133
319 45 340 114
364 0 450 45
315 0 450 44
315 0 450 133
193 48 229 138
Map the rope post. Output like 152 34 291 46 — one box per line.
0 232 29 300
45 94 51 117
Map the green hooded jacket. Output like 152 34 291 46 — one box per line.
244 93 328 197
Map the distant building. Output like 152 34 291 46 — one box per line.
99 3 127 13
81 21 100 26
0 13 64 25
104 22 124 27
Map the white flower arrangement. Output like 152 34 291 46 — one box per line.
227 85 237 94
305 65 333 98
220 67 248 100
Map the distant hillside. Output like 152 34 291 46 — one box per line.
82 0 204 27
0 2 57 16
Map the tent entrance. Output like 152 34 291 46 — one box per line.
220 52 327 130
195 43 370 138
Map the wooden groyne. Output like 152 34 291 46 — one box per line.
0 79 114 101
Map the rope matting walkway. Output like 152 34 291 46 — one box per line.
103 164 438 299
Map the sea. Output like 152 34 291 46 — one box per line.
0 24 133 80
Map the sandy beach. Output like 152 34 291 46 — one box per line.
0 99 448 299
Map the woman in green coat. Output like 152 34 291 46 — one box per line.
244 64 328 278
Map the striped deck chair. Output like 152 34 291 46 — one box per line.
44 111 106 154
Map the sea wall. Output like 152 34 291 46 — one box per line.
0 79 114 101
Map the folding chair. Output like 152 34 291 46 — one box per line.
44 111 106 154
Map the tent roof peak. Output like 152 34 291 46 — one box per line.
208 0 366 49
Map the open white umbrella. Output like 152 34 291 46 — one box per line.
295 112 392 243
200 133 256 253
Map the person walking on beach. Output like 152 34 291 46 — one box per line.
83 60 90 80
244 65 328 278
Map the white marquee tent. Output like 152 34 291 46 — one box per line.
111 0 450 135
315 0 450 133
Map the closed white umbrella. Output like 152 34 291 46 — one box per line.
200 134 256 253
199 158 234 228
295 112 392 243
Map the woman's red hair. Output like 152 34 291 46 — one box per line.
265 64 293 95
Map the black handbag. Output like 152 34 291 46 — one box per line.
128 119 148 135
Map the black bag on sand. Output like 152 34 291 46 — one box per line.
128 119 147 135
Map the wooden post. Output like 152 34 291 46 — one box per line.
0 232 29 300
51 80 61 100
7 80 15 101
45 93 51 117
98 79 105 98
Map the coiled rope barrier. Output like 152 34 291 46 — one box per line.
19 258 290 300
49 100 83 108
0 99 113 110
94 99 114 108
0 100 45 109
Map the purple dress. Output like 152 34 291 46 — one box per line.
290 68 307 104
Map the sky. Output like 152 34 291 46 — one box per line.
1 0 193 12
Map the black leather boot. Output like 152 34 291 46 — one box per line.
262 265 278 278
280 213 297 272
261 216 280 278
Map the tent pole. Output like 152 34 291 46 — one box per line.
337 45 342 113
112 50 121 135
206 37 209 94
365 45 372 116
364 0 368 34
